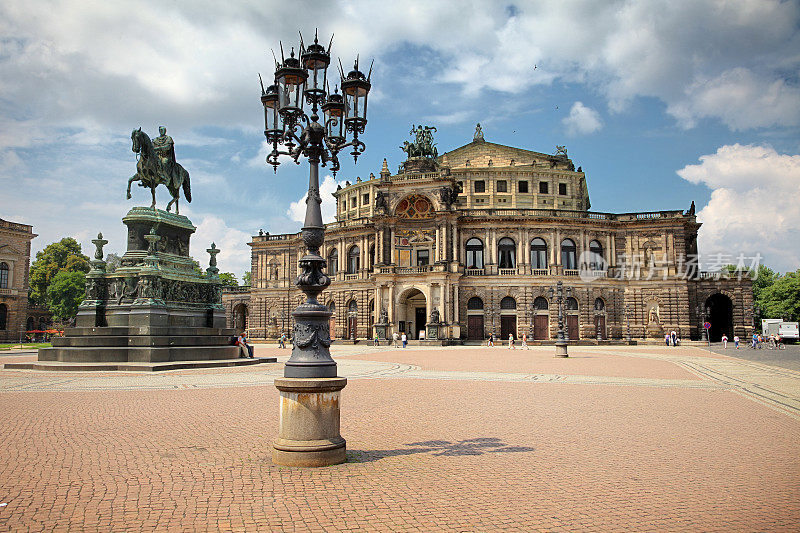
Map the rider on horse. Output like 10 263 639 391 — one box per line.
152 126 177 189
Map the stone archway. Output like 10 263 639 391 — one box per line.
398 287 427 340
705 293 733 342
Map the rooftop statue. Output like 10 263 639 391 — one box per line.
555 145 568 158
473 123 484 141
400 124 438 159
127 126 192 214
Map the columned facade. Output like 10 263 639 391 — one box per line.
227 132 753 343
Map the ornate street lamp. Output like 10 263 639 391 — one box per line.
260 31 372 467
548 280 572 357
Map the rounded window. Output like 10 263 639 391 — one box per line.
467 297 484 310
561 239 577 270
465 238 484 269
534 297 549 310
594 298 605 311
530 238 547 270
566 297 578 311
498 238 516 269
500 296 517 310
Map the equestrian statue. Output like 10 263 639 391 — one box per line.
127 126 192 213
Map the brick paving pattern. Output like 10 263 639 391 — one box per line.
1 345 798 531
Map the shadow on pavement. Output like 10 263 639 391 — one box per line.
348 437 535 463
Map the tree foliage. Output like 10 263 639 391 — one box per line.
105 253 122 273
758 270 800 323
46 270 86 320
29 238 90 306
242 271 251 286
218 272 238 287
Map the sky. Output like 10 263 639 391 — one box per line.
1 0 799 277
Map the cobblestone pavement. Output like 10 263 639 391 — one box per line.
0 345 798 531
704 342 800 372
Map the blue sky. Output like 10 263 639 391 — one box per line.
1 0 799 276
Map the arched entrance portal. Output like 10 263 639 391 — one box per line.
398 288 427 340
706 293 733 342
232 303 248 332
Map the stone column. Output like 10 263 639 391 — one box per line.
434 225 441 262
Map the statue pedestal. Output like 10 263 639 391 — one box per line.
374 323 388 340
425 322 441 341
272 377 347 467
646 324 664 339
25 208 272 370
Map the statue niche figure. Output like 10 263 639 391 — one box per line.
127 126 192 213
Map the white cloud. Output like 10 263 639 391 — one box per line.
287 175 341 225
562 102 602 136
677 144 800 272
191 215 252 276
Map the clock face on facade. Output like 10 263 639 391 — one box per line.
395 195 432 219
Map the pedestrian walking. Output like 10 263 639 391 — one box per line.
521 332 528 350
721 334 728 349
508 333 515 349
734 335 740 349
670 330 677 347
373 333 379 346
278 332 286 349
751 333 758 349
401 332 407 348
665 333 671 346
488 332 494 347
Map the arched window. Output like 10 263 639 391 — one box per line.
0 304 6 330
566 297 578 311
348 245 360 274
500 296 516 310
348 300 358 315
26 316 34 331
589 240 604 270
561 239 576 270
328 249 338 276
465 238 484 269
498 237 516 269
594 297 605 311
534 297 549 310
530 238 547 269
0 262 8 289
39 316 47 330
467 297 484 310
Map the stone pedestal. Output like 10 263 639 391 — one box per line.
374 323 388 340
555 341 569 357
425 322 440 340
32 207 250 368
272 377 347 467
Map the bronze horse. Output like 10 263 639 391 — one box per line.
127 128 192 213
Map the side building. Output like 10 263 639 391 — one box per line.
0 218 50 342
224 129 753 343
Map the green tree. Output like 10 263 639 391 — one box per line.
242 271 251 286
29 238 90 305
105 253 122 273
758 270 800 322
46 270 86 320
218 272 238 287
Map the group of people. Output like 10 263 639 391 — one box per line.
750 333 784 349
720 334 741 349
484 333 530 349
391 331 408 348
663 330 681 347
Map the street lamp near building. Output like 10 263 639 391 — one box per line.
548 280 571 357
260 31 372 467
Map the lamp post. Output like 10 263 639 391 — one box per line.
697 304 708 345
261 31 371 467
548 280 571 357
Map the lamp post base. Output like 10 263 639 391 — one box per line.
272 377 347 467
555 341 569 358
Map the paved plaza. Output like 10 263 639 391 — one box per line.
0 344 798 531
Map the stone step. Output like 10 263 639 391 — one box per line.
4 357 277 372
63 326 237 337
38 345 241 363
51 335 235 348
